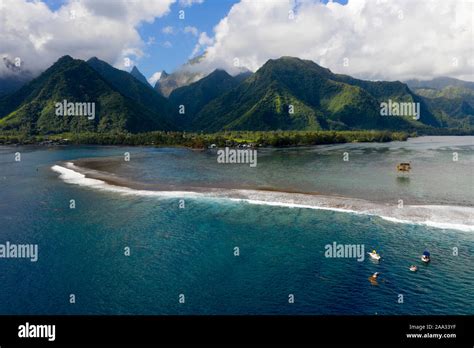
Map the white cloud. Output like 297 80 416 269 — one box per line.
0 0 175 77
146 36 156 46
196 0 474 81
179 0 204 7
148 71 163 85
162 26 175 35
163 41 173 48
191 32 214 58
183 26 199 37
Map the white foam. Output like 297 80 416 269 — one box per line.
233 198 474 232
51 164 203 198
51 164 474 232
378 216 474 233
229 198 362 214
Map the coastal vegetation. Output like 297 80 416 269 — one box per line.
0 130 410 148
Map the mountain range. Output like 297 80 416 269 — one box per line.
188 57 440 132
0 55 472 135
0 56 174 133
405 78 474 128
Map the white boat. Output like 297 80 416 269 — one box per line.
409 265 418 272
368 250 381 260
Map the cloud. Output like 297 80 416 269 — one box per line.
146 36 156 46
191 32 214 58
195 0 474 81
183 26 199 37
162 26 175 34
163 41 173 48
179 0 204 7
0 0 175 77
148 71 163 85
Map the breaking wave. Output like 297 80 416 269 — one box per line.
51 163 474 232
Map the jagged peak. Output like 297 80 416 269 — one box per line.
55 55 75 64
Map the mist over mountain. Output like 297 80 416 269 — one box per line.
406 77 474 91
153 55 207 97
0 57 36 97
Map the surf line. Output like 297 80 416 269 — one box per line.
52 165 474 232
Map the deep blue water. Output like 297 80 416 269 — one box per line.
0 137 473 315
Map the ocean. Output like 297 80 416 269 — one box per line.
0 136 473 314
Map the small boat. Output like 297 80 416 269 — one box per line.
397 162 411 172
368 250 381 260
421 250 431 263
409 265 418 272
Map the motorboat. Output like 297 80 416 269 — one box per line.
368 250 381 260
421 250 431 263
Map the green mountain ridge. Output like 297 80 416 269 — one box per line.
169 69 239 129
413 86 474 128
0 56 175 133
190 57 435 132
87 57 176 127
0 55 471 135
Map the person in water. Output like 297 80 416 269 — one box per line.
368 272 380 285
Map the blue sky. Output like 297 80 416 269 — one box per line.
42 0 239 77
136 0 347 77
40 0 347 80
136 0 239 77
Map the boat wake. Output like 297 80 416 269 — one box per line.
51 162 474 232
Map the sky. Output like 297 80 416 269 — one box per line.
0 0 472 84
42 0 243 81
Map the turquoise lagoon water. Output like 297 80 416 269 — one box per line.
0 136 472 314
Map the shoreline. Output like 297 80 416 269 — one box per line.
2 133 474 149
0 130 412 148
